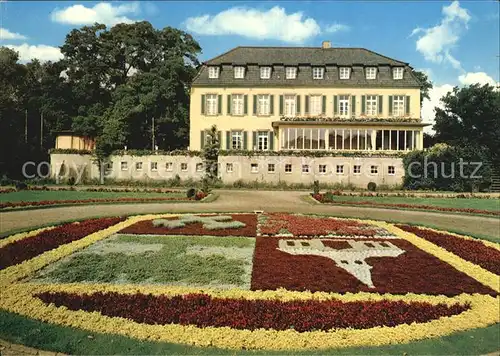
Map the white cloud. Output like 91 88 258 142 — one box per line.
51 2 140 26
4 43 63 62
458 72 499 86
185 6 321 43
325 23 350 33
0 27 27 40
421 84 454 134
412 1 470 71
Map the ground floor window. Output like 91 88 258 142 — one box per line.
285 164 292 173
258 131 269 151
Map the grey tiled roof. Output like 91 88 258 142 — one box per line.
193 46 421 88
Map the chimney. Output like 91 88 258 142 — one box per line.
322 41 332 49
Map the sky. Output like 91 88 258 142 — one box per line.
0 0 499 131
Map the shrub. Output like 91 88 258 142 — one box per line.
67 177 76 186
313 180 320 195
195 191 207 201
186 188 196 198
201 177 211 194
232 179 245 188
367 182 377 191
15 181 28 191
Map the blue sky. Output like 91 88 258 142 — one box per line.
0 1 499 128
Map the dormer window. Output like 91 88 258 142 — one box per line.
366 67 377 80
312 67 324 79
286 67 297 79
234 66 245 79
260 67 271 79
393 67 404 80
339 67 350 79
208 66 219 79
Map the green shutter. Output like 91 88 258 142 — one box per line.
378 95 383 115
227 95 232 115
361 95 366 115
217 131 222 148
322 95 326 115
296 95 301 115
201 95 205 115
217 95 222 115
351 95 356 116
252 131 257 150
305 95 310 114
243 131 248 150
226 131 230 150
200 131 205 149
270 95 274 115
279 95 284 116
253 95 257 115
244 95 248 115
389 96 393 116
269 131 274 151
406 96 411 115
334 95 338 115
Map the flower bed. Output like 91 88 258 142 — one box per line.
312 194 500 216
121 214 257 237
396 225 500 275
35 290 469 332
250 237 496 296
0 217 124 269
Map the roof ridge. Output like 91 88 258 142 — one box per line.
203 46 242 64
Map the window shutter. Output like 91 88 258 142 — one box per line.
351 95 356 116
244 95 248 115
361 95 366 115
305 95 310 114
296 95 301 115
378 95 383 115
269 131 274 150
279 95 284 116
200 131 205 149
217 95 222 115
322 95 326 115
201 95 205 115
270 95 274 115
227 95 232 115
253 95 257 115
217 131 222 148
334 95 338 115
406 96 411 115
226 131 230 150
243 131 248 150
389 96 393 116
252 131 257 150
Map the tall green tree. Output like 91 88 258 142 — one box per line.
412 70 433 106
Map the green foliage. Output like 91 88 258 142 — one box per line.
367 182 377 191
313 180 320 195
186 188 196 198
201 125 220 194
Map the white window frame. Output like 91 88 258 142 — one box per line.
388 166 395 175
260 67 271 79
166 162 173 171
318 164 327 174
150 162 158 171
196 163 203 172
370 165 378 174
339 67 350 79
285 164 292 173
366 95 378 116
231 131 243 150
339 95 350 116
353 165 361 174
250 163 259 173
302 164 310 174
336 165 344 174
268 163 275 173
180 163 188 172
309 95 322 116
234 66 245 79
393 95 405 117
393 67 404 80
312 67 324 80
257 94 271 116
258 131 269 151
284 95 296 117
120 162 128 171
366 67 377 80
285 67 297 79
208 66 219 79
226 163 233 173
136 162 143 171
231 94 244 116
205 94 218 116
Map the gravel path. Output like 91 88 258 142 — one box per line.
1 190 499 239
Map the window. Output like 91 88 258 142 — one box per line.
371 165 378 174
196 163 203 172
309 95 322 116
251 163 258 173
166 162 173 171
388 166 395 175
260 67 271 79
231 131 243 150
336 165 344 174
353 165 361 174
226 163 233 173
339 67 350 79
313 67 324 79
318 164 327 174
136 162 143 171
302 164 309 173
366 95 378 116
339 95 350 116
257 94 270 115
285 164 292 173
150 162 158 171
284 95 296 117
231 94 244 115
268 163 275 173
234 66 245 79
208 66 219 79
205 94 218 115
393 96 405 116
366 67 377 79
120 162 128 171
258 131 269 150
393 67 404 80
181 163 188 171
286 67 297 79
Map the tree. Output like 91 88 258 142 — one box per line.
201 125 220 192
412 70 433 107
433 84 500 164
